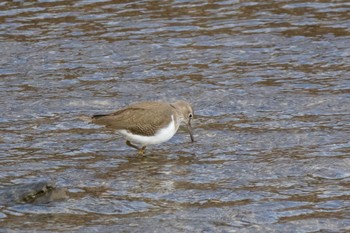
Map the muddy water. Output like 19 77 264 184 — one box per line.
1 0 350 232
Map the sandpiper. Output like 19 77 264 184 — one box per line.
92 100 194 155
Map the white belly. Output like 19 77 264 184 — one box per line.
119 115 177 146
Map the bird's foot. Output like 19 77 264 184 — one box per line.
137 146 147 156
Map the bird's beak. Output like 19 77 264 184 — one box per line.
187 120 194 142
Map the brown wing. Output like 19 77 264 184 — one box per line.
92 102 173 136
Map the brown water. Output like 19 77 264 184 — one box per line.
1 0 350 232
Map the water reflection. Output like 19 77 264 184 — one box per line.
0 0 349 232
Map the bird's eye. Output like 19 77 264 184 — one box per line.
188 113 193 118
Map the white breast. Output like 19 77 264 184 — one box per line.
119 115 177 146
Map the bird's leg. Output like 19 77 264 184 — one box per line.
126 141 146 156
126 140 140 150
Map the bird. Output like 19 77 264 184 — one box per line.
91 100 194 155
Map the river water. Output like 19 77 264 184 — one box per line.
1 0 349 232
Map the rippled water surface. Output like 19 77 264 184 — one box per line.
1 0 350 232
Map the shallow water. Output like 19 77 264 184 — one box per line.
1 0 350 232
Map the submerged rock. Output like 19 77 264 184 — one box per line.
0 180 67 205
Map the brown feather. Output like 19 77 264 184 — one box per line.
92 102 174 136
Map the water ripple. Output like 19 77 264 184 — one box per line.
1 0 350 232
